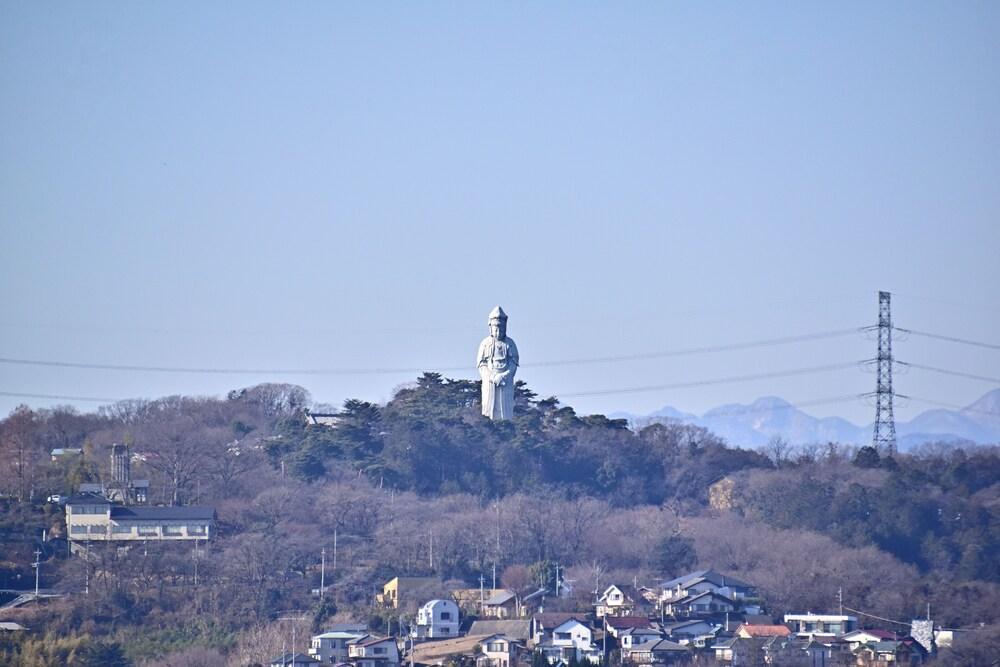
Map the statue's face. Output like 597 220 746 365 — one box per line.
489 320 506 339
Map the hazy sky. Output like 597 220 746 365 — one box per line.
2 2 998 425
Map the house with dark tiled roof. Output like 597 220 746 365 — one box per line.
64 493 214 549
603 616 656 638
482 590 519 618
659 570 755 602
625 638 692 665
662 590 737 617
270 652 320 666
348 636 400 667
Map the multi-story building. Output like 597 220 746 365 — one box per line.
783 613 857 638
308 625 368 664
348 636 400 667
535 618 602 665
65 493 214 548
413 599 460 638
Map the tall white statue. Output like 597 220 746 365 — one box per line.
477 306 519 420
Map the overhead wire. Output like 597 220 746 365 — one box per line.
557 361 860 397
894 327 1000 351
897 362 1000 385
0 327 865 376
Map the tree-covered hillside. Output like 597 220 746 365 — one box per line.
1 377 999 665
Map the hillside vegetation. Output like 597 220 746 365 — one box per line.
1 376 998 665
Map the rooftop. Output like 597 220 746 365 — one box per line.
110 505 216 521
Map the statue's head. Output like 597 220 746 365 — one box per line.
488 305 508 339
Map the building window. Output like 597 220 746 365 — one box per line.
440 612 452 620
188 524 207 535
71 525 88 535
163 525 184 536
112 524 132 534
88 525 105 535
374 647 386 654
556 633 572 641
137 525 158 536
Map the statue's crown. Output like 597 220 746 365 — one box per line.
488 306 508 322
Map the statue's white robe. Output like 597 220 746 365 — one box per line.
477 335 519 420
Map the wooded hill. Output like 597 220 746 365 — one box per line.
1 376 998 665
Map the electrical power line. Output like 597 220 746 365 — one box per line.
0 391 123 403
557 361 861 398
898 362 1000 385
0 327 865 376
894 327 1000 351
529 328 863 367
0 364 862 405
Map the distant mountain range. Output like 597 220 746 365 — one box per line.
611 388 1000 451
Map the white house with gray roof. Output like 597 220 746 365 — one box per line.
308 625 368 664
65 493 214 549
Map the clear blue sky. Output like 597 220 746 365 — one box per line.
2 2 998 424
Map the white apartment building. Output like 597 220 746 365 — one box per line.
65 493 214 546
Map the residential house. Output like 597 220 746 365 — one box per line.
348 636 401 667
469 620 531 644
520 588 548 617
619 627 665 653
531 613 587 647
596 584 654 618
662 619 718 645
269 653 320 666
65 493 214 548
377 577 439 609
802 638 853 667
659 570 756 603
482 590 519 618
535 618 602 665
604 616 657 639
413 599 460 639
712 636 739 665
407 633 525 667
783 613 858 638
735 624 791 640
626 638 692 665
480 634 527 667
853 639 927 665
840 629 898 650
308 625 368 664
661 590 737 618
50 448 82 461
452 587 504 615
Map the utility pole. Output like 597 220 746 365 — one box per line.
838 587 843 615
492 561 497 590
321 547 326 599
429 530 434 570
871 291 898 455
554 563 561 597
480 573 485 610
33 549 41 597
333 529 338 571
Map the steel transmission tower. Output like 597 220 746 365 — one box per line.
872 291 897 455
